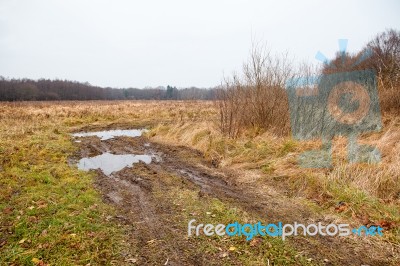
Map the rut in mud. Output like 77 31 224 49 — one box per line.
71 130 399 265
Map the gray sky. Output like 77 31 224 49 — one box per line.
0 0 399 88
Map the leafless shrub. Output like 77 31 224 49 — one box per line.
216 43 294 138
366 29 400 113
367 29 400 90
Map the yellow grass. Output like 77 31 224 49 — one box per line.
0 100 398 265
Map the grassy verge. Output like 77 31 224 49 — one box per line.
0 116 126 265
150 119 400 244
0 101 220 265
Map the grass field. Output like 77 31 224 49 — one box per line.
0 101 399 265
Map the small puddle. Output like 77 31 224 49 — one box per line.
72 128 158 176
77 152 152 176
72 129 146 140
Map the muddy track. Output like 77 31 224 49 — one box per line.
72 135 399 266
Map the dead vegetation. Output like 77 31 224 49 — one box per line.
0 100 399 265
217 44 292 138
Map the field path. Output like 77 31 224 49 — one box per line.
72 132 399 265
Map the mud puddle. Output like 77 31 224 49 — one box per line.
70 128 399 265
78 152 153 176
73 129 146 140
73 128 161 176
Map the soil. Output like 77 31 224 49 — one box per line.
71 131 399 266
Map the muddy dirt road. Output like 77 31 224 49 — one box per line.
72 131 399 265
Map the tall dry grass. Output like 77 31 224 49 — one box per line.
379 86 400 115
1 100 398 205
0 100 398 242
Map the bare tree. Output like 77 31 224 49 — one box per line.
366 29 400 91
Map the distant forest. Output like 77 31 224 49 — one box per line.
0 77 217 101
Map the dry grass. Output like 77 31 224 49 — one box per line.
2 100 395 216
149 102 400 243
0 100 218 265
148 103 400 204
0 100 399 264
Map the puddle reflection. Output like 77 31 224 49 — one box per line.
77 152 152 176
73 129 146 140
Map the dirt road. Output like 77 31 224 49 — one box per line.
72 131 399 265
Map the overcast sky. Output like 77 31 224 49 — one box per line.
0 0 399 88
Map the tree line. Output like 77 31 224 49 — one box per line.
0 79 217 101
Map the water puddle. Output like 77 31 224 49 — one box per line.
72 129 146 140
77 152 152 176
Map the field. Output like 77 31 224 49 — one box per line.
0 101 399 265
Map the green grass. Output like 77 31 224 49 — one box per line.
0 123 125 265
1 101 399 264
0 101 217 265
159 177 316 266
282 172 400 243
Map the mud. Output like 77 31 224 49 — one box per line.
71 130 399 265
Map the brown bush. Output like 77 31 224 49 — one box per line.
216 44 293 138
